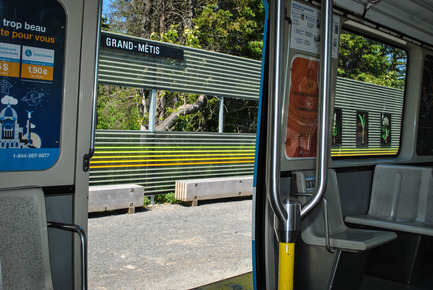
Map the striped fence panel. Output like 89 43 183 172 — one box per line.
98 31 261 100
89 130 256 195
332 77 404 157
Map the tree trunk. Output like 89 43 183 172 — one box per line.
138 88 149 131
160 1 166 36
155 91 166 121
185 0 193 29
156 95 207 131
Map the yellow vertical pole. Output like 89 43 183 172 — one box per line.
278 242 295 290
274 198 300 290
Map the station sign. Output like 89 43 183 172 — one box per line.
100 32 184 61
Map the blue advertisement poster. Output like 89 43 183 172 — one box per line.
0 0 65 171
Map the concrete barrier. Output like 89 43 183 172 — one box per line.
175 176 253 206
89 184 144 214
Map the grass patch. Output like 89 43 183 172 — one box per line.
144 192 180 206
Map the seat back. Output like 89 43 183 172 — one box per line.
0 188 53 290
369 165 432 222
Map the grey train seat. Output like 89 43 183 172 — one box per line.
0 187 87 290
345 164 433 284
294 169 396 290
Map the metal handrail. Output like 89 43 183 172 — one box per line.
48 222 88 290
300 0 333 219
266 0 288 224
322 198 336 253
267 0 334 224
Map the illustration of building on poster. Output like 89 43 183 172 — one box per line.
0 94 39 149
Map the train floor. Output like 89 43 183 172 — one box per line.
361 273 433 290
192 271 433 289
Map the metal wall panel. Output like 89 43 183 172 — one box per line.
98 32 262 100
89 130 256 195
333 77 404 156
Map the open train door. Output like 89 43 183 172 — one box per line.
0 0 100 288
253 0 337 288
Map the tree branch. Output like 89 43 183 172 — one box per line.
156 95 207 131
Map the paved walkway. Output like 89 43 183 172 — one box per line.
88 198 253 289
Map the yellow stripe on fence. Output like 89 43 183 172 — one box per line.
89 159 255 169
90 156 255 164
91 152 255 159
94 149 256 154
331 148 398 157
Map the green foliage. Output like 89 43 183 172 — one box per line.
101 15 110 31
184 27 202 49
149 24 201 49
143 196 151 207
96 85 141 130
338 31 407 89
354 71 404 88
154 192 180 204
223 98 258 133
194 0 265 59
106 0 199 45
143 193 180 207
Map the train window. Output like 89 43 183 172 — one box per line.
416 55 433 156
331 29 407 157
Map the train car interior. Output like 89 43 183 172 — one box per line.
254 0 433 289
2 0 433 289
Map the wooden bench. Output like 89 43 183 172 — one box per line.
175 176 253 206
345 164 433 284
88 184 144 214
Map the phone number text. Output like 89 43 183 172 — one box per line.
13 153 50 159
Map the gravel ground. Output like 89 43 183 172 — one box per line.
88 197 253 289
